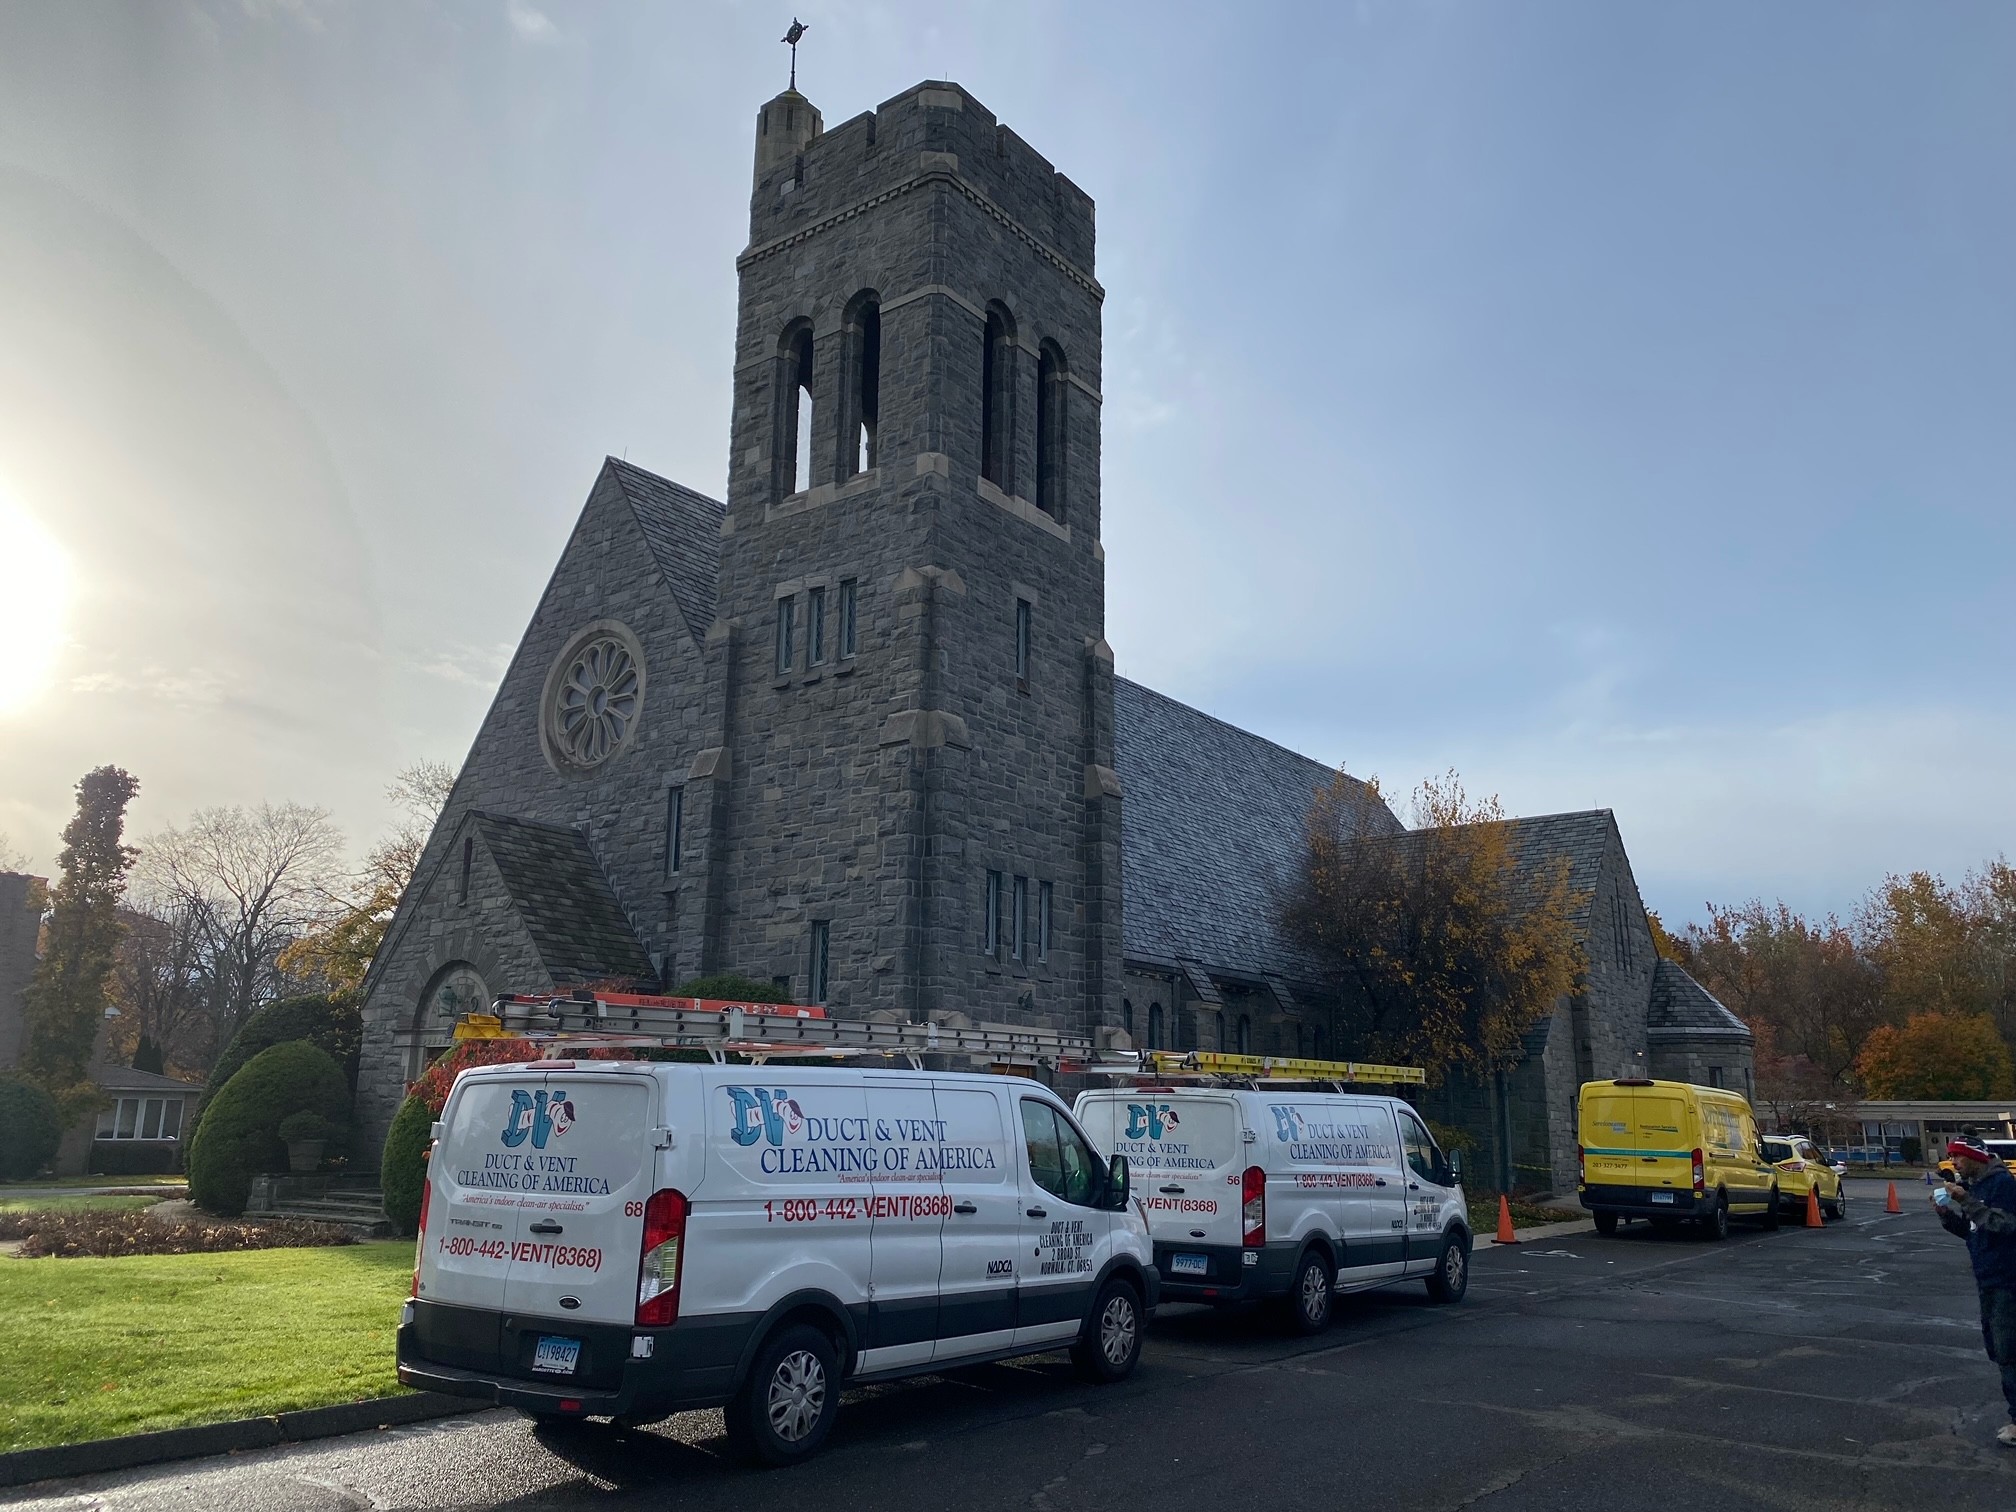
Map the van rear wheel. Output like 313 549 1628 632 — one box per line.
724 1323 839 1467
1592 1211 1619 1237
1071 1276 1143 1383
1283 1249 1334 1334
1701 1192 1730 1241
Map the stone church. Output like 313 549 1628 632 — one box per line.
356 79 1749 1193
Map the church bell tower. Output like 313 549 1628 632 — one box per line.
680 80 1121 1038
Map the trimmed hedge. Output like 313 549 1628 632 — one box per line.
380 1095 433 1236
186 1042 350 1217
0 1077 64 1181
87 1140 182 1177
190 993 361 1145
0 1208 354 1257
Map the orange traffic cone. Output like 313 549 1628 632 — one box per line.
1805 1185 1824 1228
1885 1182 1902 1215
1496 1194 1518 1244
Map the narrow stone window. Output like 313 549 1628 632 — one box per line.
809 920 831 1003
838 579 858 658
775 595 797 675
808 585 827 667
1237 1014 1252 1054
985 870 1003 956
1708 1065 1725 1089
459 836 473 903
665 787 684 876
1038 880 1053 961
1313 1026 1326 1059
843 293 881 477
776 323 815 500
980 304 1016 492
1295 1023 1306 1058
1035 340 1068 517
1148 1002 1164 1050
1122 999 1134 1039
1011 875 1028 961
1014 598 1032 692
1215 1011 1226 1051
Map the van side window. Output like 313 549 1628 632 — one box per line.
1021 1099 1100 1207
1398 1111 1439 1184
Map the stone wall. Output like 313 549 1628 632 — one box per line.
1649 1035 1757 1099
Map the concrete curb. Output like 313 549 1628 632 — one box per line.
0 1393 490 1489
1477 1216 1596 1249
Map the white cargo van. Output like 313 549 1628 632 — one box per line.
1074 1087 1469 1331
397 1059 1157 1464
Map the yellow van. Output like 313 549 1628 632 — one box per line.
1577 1078 1780 1240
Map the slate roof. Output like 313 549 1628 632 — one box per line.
1113 678 1402 980
1649 959 1754 1040
606 458 725 644
470 812 656 989
94 1065 199 1094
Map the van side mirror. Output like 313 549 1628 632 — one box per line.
1105 1154 1131 1211
1446 1150 1464 1187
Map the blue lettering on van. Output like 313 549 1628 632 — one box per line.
501 1089 576 1150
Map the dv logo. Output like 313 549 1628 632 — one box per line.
725 1087 807 1147
502 1089 575 1149
1269 1105 1307 1143
986 1258 1015 1277
1125 1102 1180 1140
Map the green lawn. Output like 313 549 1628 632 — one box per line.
0 1195 165 1215
0 1241 414 1451
0 1175 184 1189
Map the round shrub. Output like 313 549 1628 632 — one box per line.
278 1111 338 1144
190 993 361 1145
380 1094 433 1236
186 1041 350 1217
0 1077 63 1181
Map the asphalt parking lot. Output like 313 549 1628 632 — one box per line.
10 1178 2013 1512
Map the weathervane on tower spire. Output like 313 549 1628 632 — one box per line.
781 18 809 91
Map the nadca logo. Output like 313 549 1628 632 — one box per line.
1125 1102 1181 1141
502 1089 575 1149
725 1087 808 1147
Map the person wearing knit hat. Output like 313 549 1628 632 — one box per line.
1935 1137 2016 1447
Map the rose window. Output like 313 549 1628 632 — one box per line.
550 636 641 767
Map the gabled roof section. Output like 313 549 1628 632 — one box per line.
470 812 655 989
605 458 725 644
1114 678 1402 980
1364 809 1615 931
1649 959 1754 1040
95 1065 200 1093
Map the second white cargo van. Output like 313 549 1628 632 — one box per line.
1075 1086 1469 1332
398 1060 1157 1465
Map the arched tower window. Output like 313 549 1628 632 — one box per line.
1035 340 1068 518
1237 1014 1252 1055
841 291 881 478
774 321 815 500
1148 1002 1164 1050
980 304 1017 493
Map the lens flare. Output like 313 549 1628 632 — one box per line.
0 490 73 714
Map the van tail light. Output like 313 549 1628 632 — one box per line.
411 1176 431 1299
1577 1144 1586 1184
636 1189 689 1326
1241 1165 1266 1247
1691 1149 1705 1196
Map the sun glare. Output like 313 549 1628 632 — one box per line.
0 490 73 715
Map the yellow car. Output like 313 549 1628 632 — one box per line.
1761 1135 1846 1220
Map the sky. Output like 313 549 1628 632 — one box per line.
0 0 2010 928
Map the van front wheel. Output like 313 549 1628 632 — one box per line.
1425 1232 1470 1304
1071 1276 1143 1383
724 1323 839 1467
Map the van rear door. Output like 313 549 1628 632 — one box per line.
422 1071 545 1313
494 1065 658 1327
1631 1089 1694 1196
1076 1091 1243 1249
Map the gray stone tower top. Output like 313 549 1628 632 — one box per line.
687 79 1121 1038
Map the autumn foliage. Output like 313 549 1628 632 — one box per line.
1281 771 1586 1082
1855 1012 2016 1101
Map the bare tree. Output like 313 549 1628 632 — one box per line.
137 803 347 1052
108 900 213 1074
0 833 30 872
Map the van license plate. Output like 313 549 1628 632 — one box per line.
1649 1191 1675 1204
532 1336 581 1375
1171 1253 1209 1276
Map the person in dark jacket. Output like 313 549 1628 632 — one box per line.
1934 1137 2016 1446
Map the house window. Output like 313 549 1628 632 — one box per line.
162 1099 183 1139
808 585 827 666
839 579 858 658
1038 881 1053 961
665 787 684 875
1012 875 1028 961
96 1097 182 1141
809 920 830 1003
775 596 796 675
985 870 1003 956
1014 599 1032 690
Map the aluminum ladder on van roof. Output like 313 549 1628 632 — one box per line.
450 996 1424 1086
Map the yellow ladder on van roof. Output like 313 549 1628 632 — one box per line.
1126 1050 1428 1086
